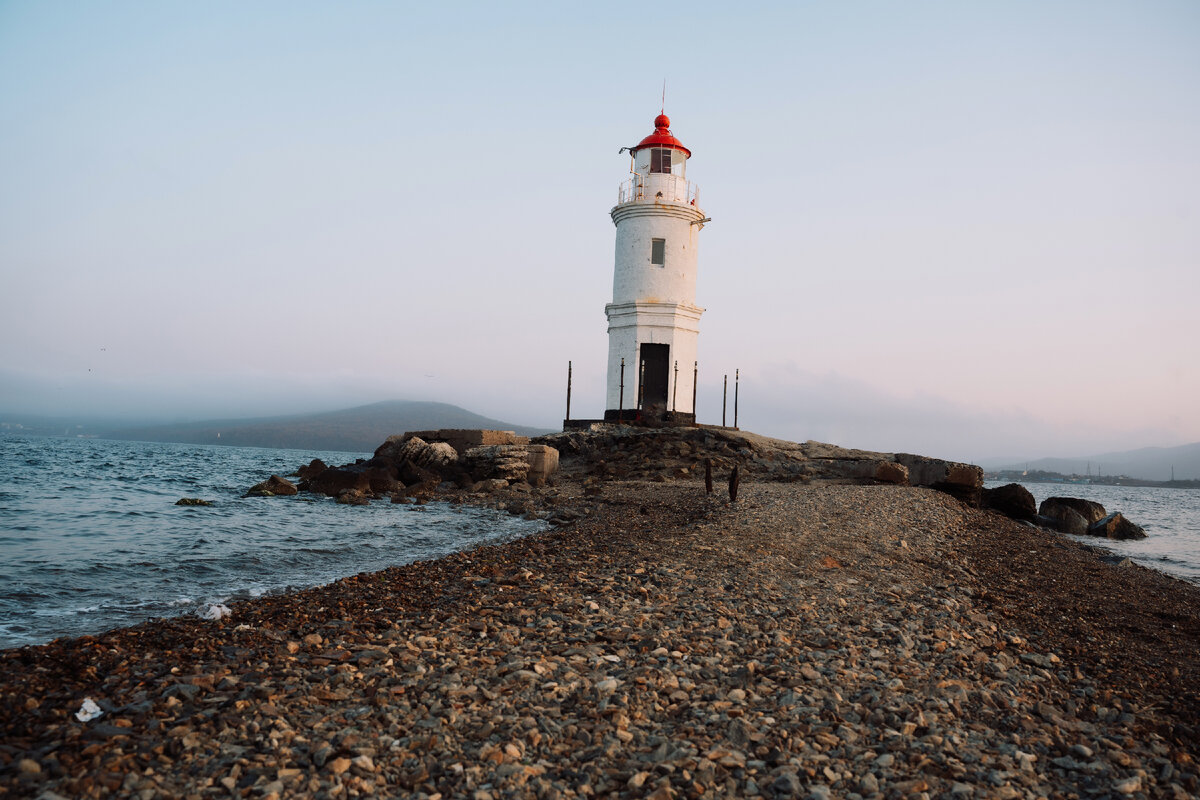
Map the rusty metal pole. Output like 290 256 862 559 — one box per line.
618 358 625 423
638 359 645 413
566 361 572 422
692 361 698 421
734 368 739 429
722 374 727 427
672 360 678 414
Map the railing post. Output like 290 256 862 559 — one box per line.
692 361 698 420
734 368 739 429
618 358 625 423
565 361 572 422
672 360 678 413
638 359 645 412
722 374 728 427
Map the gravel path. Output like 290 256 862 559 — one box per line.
2 481 1198 799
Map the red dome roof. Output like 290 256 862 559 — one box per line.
632 113 691 158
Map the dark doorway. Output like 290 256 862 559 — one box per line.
639 343 670 413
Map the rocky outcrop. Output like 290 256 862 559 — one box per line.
981 483 1037 522
1088 512 1147 540
244 475 298 497
253 429 559 503
535 426 985 505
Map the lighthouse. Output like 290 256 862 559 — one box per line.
605 113 708 422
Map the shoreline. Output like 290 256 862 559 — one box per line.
2 479 1199 798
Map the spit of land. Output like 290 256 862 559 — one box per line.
2 477 1198 799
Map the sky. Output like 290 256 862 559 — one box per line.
1 1 1197 463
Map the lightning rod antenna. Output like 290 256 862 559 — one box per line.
661 79 666 114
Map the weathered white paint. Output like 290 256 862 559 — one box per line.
604 135 706 416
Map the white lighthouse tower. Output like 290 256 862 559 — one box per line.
605 113 707 422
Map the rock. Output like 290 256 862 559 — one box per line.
525 444 560 487
1040 496 1107 525
336 489 370 506
376 436 458 470
399 461 439 487
981 483 1037 521
1043 505 1089 535
401 429 529 455
406 478 441 498
473 478 509 493
771 772 803 796
874 461 909 485
363 467 398 495
303 468 371 497
895 454 983 505
465 444 532 483
200 604 232 620
1087 512 1147 540
175 498 213 506
296 458 328 480
244 475 298 498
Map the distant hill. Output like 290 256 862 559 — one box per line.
105 400 554 453
988 442 1200 482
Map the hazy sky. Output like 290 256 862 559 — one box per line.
2 2 1197 462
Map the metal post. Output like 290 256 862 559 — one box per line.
672 360 678 413
566 361 572 422
722 374 727 427
618 358 625 423
638 359 645 411
734 368 739 429
692 361 698 419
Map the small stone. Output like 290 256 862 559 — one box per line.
1114 777 1141 794
328 757 351 775
18 758 40 775
772 772 802 796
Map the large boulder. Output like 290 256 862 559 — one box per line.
893 454 983 506
1046 506 1089 535
465 444 532 483
1040 497 1107 526
981 483 1037 521
1087 512 1147 540
526 444 560 487
378 436 458 471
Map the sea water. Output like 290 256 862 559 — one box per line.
0 434 544 649
985 480 1200 585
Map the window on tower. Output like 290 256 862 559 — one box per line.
651 238 665 266
650 148 673 174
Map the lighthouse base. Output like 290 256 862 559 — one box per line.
601 409 696 426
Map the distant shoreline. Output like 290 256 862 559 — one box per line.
986 471 1200 489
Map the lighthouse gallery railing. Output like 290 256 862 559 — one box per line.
618 174 700 207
